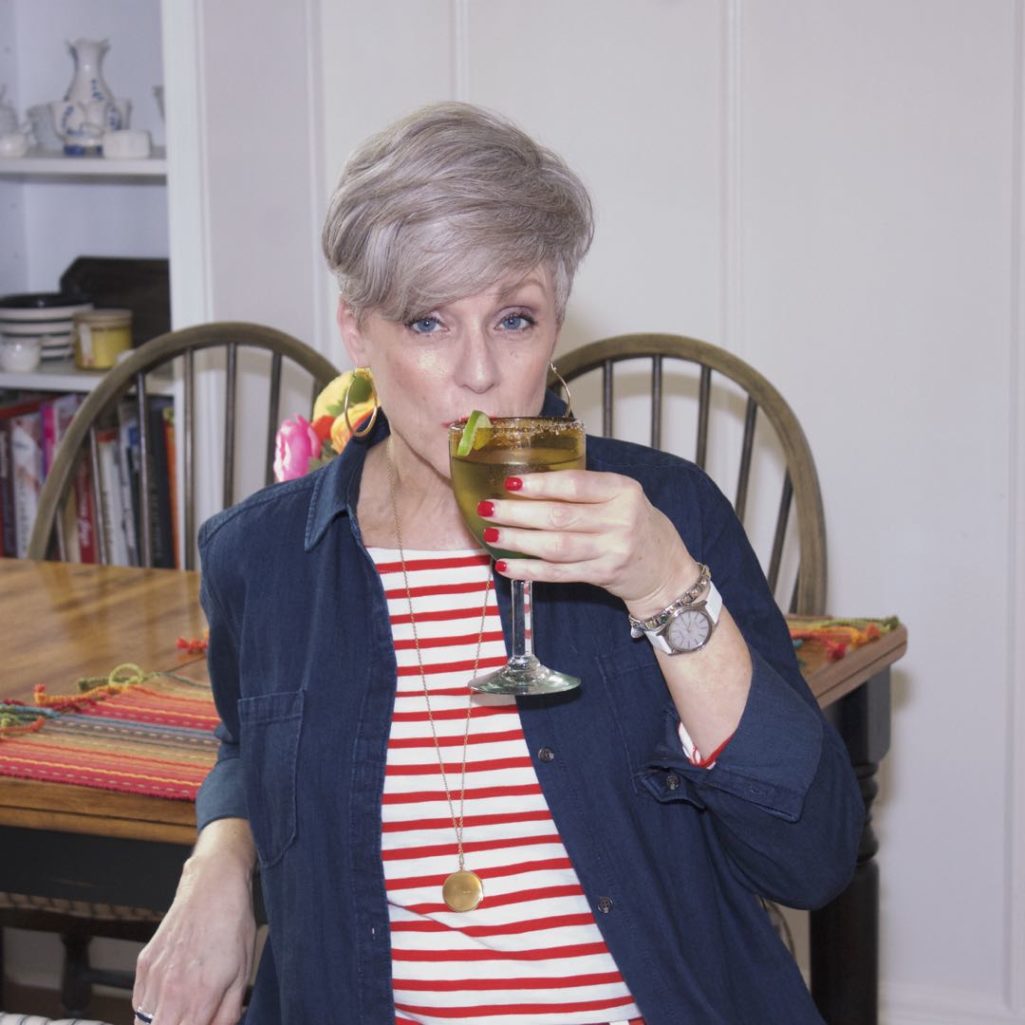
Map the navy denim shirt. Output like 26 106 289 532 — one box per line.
196 408 863 1025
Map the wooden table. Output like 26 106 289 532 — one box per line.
1 558 207 845
0 559 210 927
0 558 907 1024
797 617 908 1025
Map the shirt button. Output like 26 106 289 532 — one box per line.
597 896 613 914
666 772 680 791
537 747 555 763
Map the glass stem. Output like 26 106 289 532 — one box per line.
508 578 538 670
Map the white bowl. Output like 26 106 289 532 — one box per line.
103 129 151 159
0 336 42 372
0 132 30 158
0 305 90 323
0 293 92 322
0 318 74 336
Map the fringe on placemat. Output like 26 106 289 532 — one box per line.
0 703 58 738
31 662 208 714
790 616 901 661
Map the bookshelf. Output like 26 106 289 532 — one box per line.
0 1 195 566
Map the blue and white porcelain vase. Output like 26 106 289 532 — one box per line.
52 38 130 155
65 38 114 108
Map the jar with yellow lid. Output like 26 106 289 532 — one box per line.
73 309 133 369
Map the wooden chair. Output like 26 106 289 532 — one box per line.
9 322 338 1014
28 321 340 569
549 332 827 615
550 332 827 958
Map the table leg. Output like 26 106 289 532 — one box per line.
810 670 892 1025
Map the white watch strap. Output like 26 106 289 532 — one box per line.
704 579 724 621
648 630 674 655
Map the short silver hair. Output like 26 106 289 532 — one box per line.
322 102 594 323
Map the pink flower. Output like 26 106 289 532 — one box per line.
273 415 321 482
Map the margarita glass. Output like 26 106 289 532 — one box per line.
449 416 586 695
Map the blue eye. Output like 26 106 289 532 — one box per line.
407 315 441 335
500 313 535 331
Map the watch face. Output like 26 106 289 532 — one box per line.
665 608 711 651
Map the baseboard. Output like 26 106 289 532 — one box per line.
883 983 1025 1025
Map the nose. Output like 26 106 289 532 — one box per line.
455 325 499 394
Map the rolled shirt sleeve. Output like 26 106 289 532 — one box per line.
638 468 864 909
642 656 862 909
195 515 249 830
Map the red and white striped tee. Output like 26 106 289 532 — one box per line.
372 548 643 1025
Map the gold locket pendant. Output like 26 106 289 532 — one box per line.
443 869 484 912
388 449 488 917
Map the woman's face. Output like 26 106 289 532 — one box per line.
338 265 560 481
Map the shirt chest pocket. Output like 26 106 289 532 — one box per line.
238 690 304 868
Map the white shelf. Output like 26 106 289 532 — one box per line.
0 359 104 393
0 358 174 395
0 147 167 180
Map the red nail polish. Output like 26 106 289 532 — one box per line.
477 500 495 517
505 476 523 492
495 560 508 573
482 526 500 543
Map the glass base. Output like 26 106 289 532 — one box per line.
468 655 580 696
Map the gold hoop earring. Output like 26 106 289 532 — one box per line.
343 367 380 438
548 360 574 418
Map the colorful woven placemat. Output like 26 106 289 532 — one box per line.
0 664 218 801
789 616 901 666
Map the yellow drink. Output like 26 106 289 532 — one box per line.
449 418 585 559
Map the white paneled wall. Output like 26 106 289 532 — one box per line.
316 3 1023 1022
737 4 1024 1020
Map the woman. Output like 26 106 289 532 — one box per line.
133 102 862 1025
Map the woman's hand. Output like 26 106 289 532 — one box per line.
484 468 752 752
482 468 699 614
133 819 257 1025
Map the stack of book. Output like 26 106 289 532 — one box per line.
0 390 178 567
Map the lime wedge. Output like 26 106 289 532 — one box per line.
456 410 492 457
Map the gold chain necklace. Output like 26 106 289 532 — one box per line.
386 448 490 912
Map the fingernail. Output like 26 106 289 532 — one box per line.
495 560 508 573
482 527 500 543
477 500 495 517
505 476 523 492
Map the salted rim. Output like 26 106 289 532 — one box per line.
449 416 585 450
448 416 584 433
